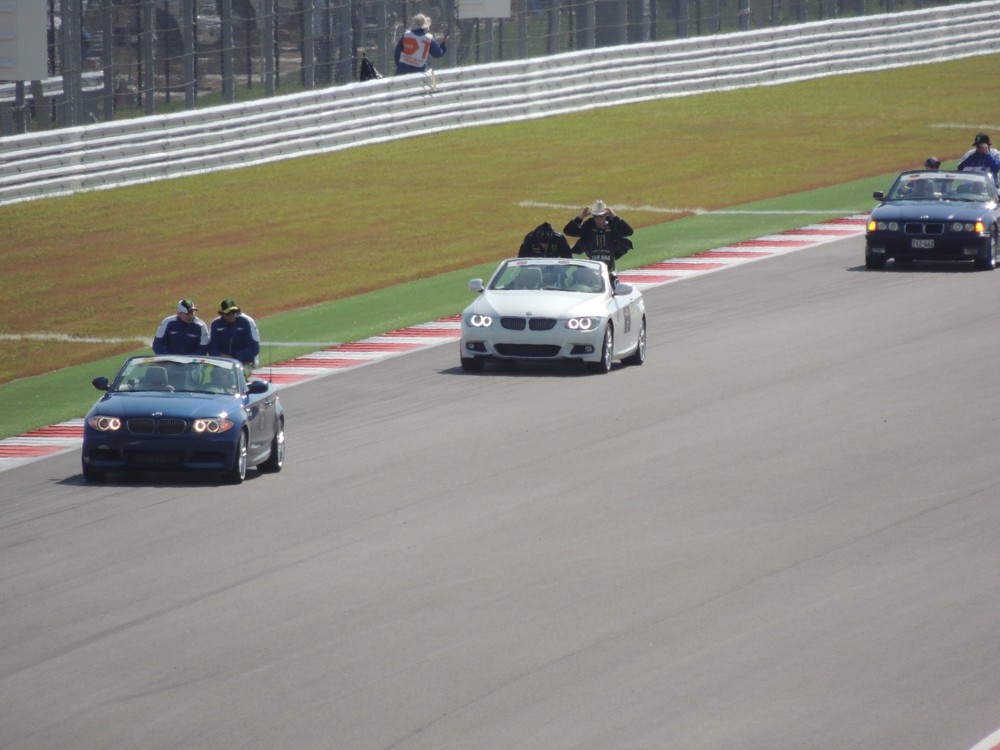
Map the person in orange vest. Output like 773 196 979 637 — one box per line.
394 14 448 75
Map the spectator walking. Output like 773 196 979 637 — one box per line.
152 298 209 355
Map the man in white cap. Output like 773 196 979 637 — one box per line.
563 200 634 280
394 14 449 75
152 298 209 355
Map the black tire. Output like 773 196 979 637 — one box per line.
587 324 614 374
226 430 248 484
623 316 646 366
258 419 285 474
974 226 997 271
460 357 485 372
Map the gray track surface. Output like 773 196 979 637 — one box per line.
4 237 1000 750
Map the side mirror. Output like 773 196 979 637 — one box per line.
469 279 484 293
247 379 270 395
92 376 110 391
873 191 885 201
613 283 634 296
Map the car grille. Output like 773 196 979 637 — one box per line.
500 317 557 330
123 450 184 466
904 222 944 236
495 344 562 357
126 418 187 434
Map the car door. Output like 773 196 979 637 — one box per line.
243 380 275 461
610 287 637 357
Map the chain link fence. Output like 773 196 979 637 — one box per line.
0 0 956 134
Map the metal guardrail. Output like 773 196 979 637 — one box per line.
1 1 997 207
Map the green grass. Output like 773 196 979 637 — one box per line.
0 53 994 437
0 170 901 439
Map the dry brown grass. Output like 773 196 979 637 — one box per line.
1 56 996 383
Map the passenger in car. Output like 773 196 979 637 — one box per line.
208 298 261 375
564 200 634 282
152 298 209 355
518 222 572 258
958 134 1000 187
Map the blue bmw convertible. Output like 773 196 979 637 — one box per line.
82 355 285 483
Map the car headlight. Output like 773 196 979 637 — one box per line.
566 317 601 331
87 416 121 432
465 313 493 328
868 220 899 232
192 418 235 434
951 221 986 233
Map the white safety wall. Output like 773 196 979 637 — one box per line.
0 1 996 207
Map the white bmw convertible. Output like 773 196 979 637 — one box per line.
460 258 647 374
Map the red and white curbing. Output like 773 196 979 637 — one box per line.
0 215 868 472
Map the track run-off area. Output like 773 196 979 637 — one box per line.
0 214 867 471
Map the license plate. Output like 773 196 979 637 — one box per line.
911 238 935 249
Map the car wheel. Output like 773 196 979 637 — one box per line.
460 357 485 372
226 430 248 484
587 324 614 374
258 419 285 474
623 316 646 366
974 226 997 271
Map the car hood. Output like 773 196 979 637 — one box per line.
87 391 245 419
873 201 993 221
467 290 607 318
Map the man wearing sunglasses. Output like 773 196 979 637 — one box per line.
208 298 261 375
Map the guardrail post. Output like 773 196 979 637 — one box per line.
102 0 115 120
221 0 235 103
263 0 275 95
302 0 315 89
182 0 196 108
140 0 154 115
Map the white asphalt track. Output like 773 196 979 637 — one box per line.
3 231 1000 750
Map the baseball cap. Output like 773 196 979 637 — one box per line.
219 298 239 313
975 133 991 146
177 298 197 314
534 222 555 241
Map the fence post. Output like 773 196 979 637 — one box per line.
221 0 235 102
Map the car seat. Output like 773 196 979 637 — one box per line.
512 267 543 290
140 366 174 391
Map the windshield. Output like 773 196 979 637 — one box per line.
112 359 240 395
887 173 995 202
489 261 605 293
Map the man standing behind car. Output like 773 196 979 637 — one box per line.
958 134 1000 187
518 222 572 258
152 298 209 355
563 200 634 280
208 298 261 375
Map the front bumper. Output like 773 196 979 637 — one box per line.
82 431 239 473
460 323 605 363
866 234 990 263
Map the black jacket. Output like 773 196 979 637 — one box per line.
518 223 572 258
563 215 634 271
